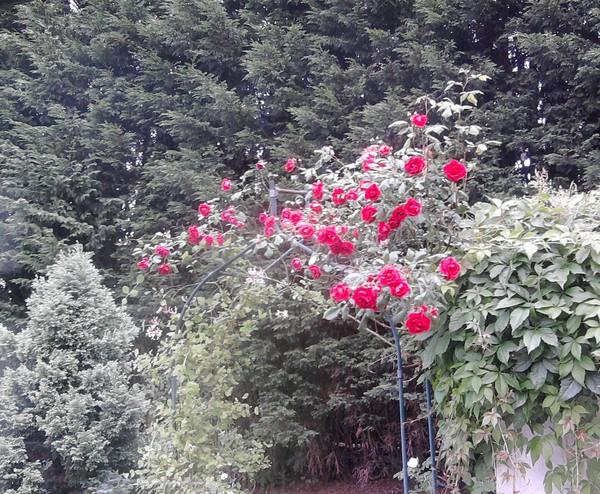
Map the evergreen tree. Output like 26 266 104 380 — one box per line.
0 247 147 493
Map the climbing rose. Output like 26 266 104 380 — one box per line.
291 258 303 271
353 286 379 310
221 179 232 191
362 154 376 172
309 264 322 279
443 159 467 182
389 205 407 229
330 283 352 302
313 182 324 201
411 114 428 127
188 226 201 245
204 235 214 247
361 205 378 223
330 241 354 256
316 226 341 245
198 203 212 217
405 312 432 334
439 257 461 280
137 257 150 270
264 226 275 237
289 210 304 225
364 183 381 201
378 221 391 237
379 144 391 156
285 158 296 172
155 245 170 258
259 212 268 223
309 201 323 214
255 159 266 170
158 264 172 275
331 188 346 206
390 279 411 298
345 189 359 201
297 223 315 240
404 198 422 217
377 265 403 288
404 156 426 176
216 233 224 246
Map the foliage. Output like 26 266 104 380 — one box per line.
425 184 600 493
0 247 147 494
132 74 495 486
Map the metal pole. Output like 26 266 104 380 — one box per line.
426 379 438 493
387 313 410 494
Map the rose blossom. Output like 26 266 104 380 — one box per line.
404 156 426 176
361 204 378 223
404 198 422 217
259 212 268 223
362 154 376 172
285 158 296 172
378 221 391 237
221 178 232 191
411 114 428 127
281 208 291 220
155 245 170 258
216 233 224 245
378 144 391 156
309 201 323 214
188 226 201 245
137 257 150 270
256 159 266 170
204 235 214 247
364 183 381 201
330 283 352 302
353 286 379 310
289 210 304 225
312 182 324 201
291 258 303 271
405 312 432 334
345 189 359 201
330 241 354 256
158 264 172 275
264 226 275 237
443 159 467 182
309 265 322 279
439 257 461 280
377 265 402 287
331 188 346 206
389 205 407 229
390 279 410 298
315 226 341 245
198 203 212 217
297 223 315 240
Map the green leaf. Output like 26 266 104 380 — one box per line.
558 376 582 401
584 372 600 394
523 331 541 353
136 274 145 284
496 298 523 310
522 243 538 261
471 376 482 394
529 362 547 388
496 341 518 364
122 286 130 294
323 307 341 321
510 308 529 331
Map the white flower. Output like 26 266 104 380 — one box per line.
0 279 5 289
407 457 419 469
220 472 228 480
245 267 266 285
146 317 162 340
275 310 289 319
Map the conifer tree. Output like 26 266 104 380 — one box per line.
0 247 147 493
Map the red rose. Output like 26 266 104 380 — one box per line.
389 205 407 229
264 226 275 237
216 233 224 245
264 215 276 228
390 279 410 298
411 114 428 127
362 154 376 172
259 212 268 223
198 203 212 217
285 158 296 172
364 183 381 201
361 205 378 223
281 208 291 220
137 257 150 270
289 210 304 225
316 226 340 245
345 189 359 201
313 182 324 201
256 159 266 170
404 198 422 217
309 264 322 279
353 286 379 310
331 187 346 206
221 179 232 191
439 257 461 280
291 258 303 271
155 245 170 258
309 201 323 214
204 235 214 247
330 283 352 302
330 241 354 256
377 265 402 287
443 159 467 182
404 156 426 176
158 264 172 275
379 144 391 156
378 221 391 237
405 312 432 334
297 222 315 240
188 226 201 245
